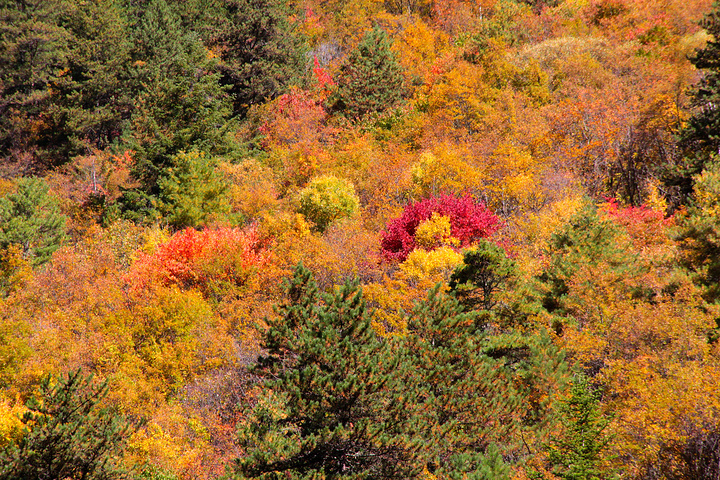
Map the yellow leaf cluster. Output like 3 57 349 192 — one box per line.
414 213 458 249
393 19 451 87
219 160 279 220
0 398 25 448
483 143 547 215
399 246 463 281
410 148 483 197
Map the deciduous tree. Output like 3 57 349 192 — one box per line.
380 194 499 262
297 175 360 232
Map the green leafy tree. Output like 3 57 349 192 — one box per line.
211 0 308 117
332 26 406 119
0 178 67 266
297 175 360 232
231 264 416 479
543 374 614 480
0 369 138 480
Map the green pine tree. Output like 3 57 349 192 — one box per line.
0 177 67 266
676 159 720 305
536 202 635 320
230 264 416 479
447 239 573 460
0 0 136 170
157 150 232 229
399 285 518 478
51 0 135 156
0 0 71 169
449 239 517 312
544 374 614 480
116 0 233 223
0 369 138 480
332 26 406 119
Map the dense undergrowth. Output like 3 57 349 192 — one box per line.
2 0 720 478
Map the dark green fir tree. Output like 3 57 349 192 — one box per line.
51 0 135 157
332 26 406 119
116 0 233 223
398 285 517 479
543 374 615 480
664 2 720 203
211 0 308 117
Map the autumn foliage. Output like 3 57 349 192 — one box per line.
131 225 271 295
380 194 500 261
5 0 720 478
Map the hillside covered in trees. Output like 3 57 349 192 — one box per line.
2 0 720 478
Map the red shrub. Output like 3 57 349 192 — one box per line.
313 55 335 88
131 225 271 294
380 195 500 262
602 199 674 248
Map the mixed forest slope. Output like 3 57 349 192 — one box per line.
2 0 720 478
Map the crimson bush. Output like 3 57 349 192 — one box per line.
380 195 500 262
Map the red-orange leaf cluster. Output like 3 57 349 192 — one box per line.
130 225 271 294
602 199 674 248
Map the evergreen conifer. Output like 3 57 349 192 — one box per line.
676 159 720 304
544 374 614 480
333 27 405 119
398 286 517 478
231 264 417 479
0 369 137 480
0 177 67 266
664 2 720 202
212 0 308 117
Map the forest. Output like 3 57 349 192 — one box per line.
1 0 720 478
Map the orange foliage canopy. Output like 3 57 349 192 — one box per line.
130 225 272 295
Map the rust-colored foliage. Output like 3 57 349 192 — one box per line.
258 88 332 150
130 225 273 297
